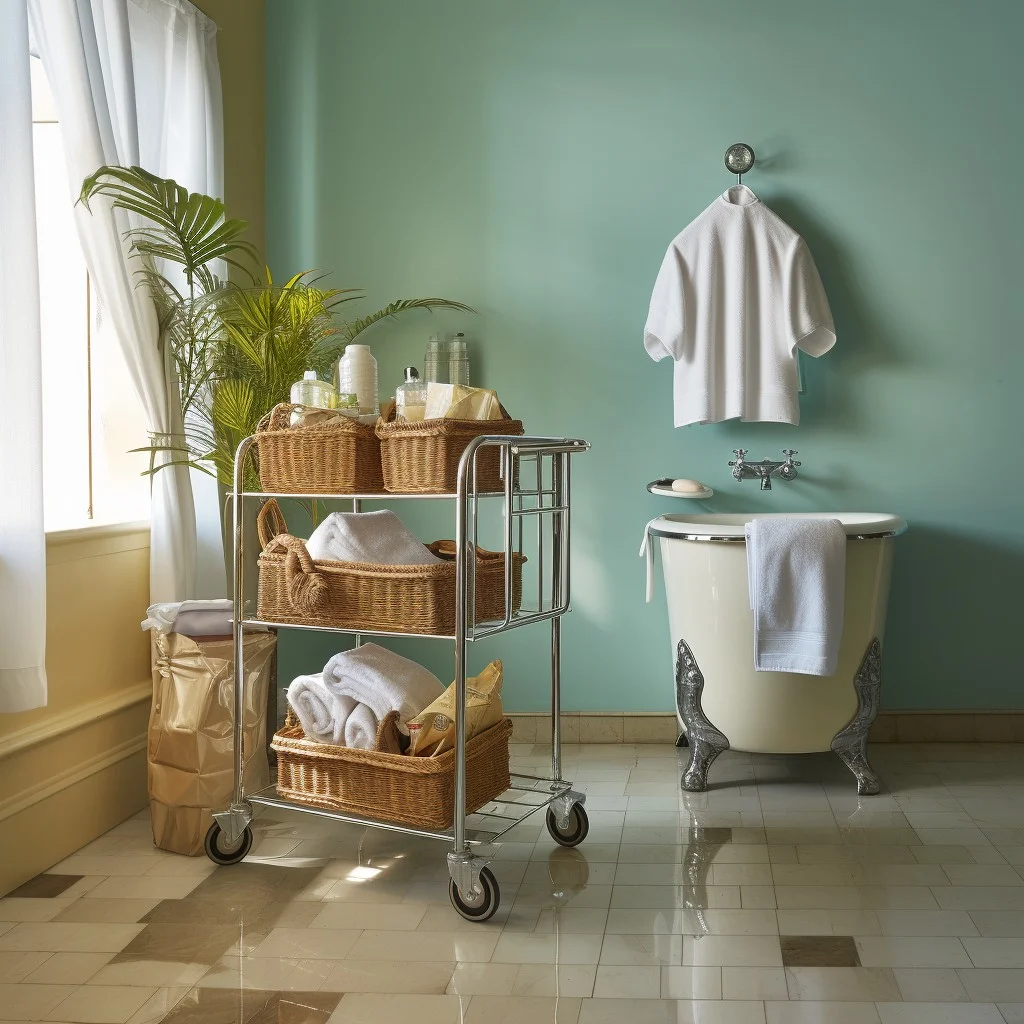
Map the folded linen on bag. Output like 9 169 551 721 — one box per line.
305 510 442 565
287 644 445 750
745 517 847 676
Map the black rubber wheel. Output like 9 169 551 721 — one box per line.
204 822 252 865
546 804 589 848
449 866 500 922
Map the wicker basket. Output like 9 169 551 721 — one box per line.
256 403 384 494
376 405 524 494
256 500 525 633
272 714 513 830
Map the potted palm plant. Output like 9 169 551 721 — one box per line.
79 165 472 543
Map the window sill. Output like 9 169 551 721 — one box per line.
46 520 151 564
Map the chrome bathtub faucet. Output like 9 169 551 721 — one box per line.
728 449 801 491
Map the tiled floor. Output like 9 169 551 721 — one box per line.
4 741 1024 1022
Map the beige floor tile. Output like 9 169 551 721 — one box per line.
52 901 159 925
658 965 721 999
199 954 335 991
122 986 188 1024
464 995 583 1024
328 992 469 1023
350 929 499 964
23 952 114 984
513 885 612 909
722 965 788 999
0 950 52 982
675 1001 768 1024
0 982 77 1021
491 932 603 965
84 878 204 901
961 936 1024 967
854 935 972 968
874 1004 1005 1023
448 962 520 995
0 924 143 953
45 984 156 1023
0 899 78 923
610 885 741 910
740 886 778 909
248 927 362 959
593 965 660 998
893 967 970 1001
997 1004 1024 1023
511 964 597 997
933 887 1024 911
944 864 1024 886
86 960 207 987
577 997 677 1024
681 935 782 967
969 911 1024 937
774 886 938 910
875 910 978 936
54 857 158 878
709 864 774 886
533 908 608 934
599 934 681 966
958 968 1024 1001
764 1002 880 1024
784 966 901 1000
320 959 454 994
310 902 428 931
679 909 778 935
604 910 683 935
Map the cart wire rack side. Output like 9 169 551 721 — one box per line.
205 433 591 920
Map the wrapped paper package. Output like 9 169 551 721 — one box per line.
148 631 276 855
407 660 504 756
424 383 504 421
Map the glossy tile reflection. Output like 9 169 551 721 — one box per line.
2 741 1024 1021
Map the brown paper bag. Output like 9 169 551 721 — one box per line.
407 660 503 756
148 631 276 855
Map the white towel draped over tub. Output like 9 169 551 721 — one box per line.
745 517 847 676
287 644 445 750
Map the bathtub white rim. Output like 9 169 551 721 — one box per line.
648 512 908 543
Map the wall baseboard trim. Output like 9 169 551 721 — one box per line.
507 711 1024 744
0 732 147 823
0 681 151 761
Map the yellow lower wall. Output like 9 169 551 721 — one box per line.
0 525 151 895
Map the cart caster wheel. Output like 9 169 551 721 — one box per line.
204 822 252 866
546 804 589 848
449 867 500 922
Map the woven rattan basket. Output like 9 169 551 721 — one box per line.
272 714 513 829
256 500 525 633
376 405 524 494
256 403 384 494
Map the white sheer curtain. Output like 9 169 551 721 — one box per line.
28 0 225 603
0 1 47 713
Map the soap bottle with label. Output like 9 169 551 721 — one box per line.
289 370 339 409
395 366 428 422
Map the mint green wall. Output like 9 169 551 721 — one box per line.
266 0 1023 712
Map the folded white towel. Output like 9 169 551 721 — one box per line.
323 644 445 740
305 510 442 565
286 673 340 744
141 599 233 635
745 517 847 676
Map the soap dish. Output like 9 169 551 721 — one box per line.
647 479 714 500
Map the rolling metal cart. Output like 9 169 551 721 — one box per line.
204 433 591 921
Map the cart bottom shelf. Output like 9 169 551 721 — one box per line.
246 773 574 845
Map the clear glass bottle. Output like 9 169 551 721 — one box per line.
424 334 448 384
395 366 427 422
448 333 470 386
289 370 339 409
335 344 379 416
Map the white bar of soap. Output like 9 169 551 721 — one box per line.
671 478 706 494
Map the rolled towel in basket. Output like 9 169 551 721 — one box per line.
323 644 445 747
305 510 443 565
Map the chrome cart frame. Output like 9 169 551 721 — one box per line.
208 433 590 920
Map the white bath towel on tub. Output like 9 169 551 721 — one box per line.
745 517 847 676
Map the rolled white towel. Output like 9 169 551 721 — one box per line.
286 673 341 745
323 644 444 736
306 510 442 565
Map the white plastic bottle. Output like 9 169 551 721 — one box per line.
335 344 379 417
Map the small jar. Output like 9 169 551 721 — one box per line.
290 370 339 409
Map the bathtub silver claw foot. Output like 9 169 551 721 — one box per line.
831 638 883 796
675 639 729 792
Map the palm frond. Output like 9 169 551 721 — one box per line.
342 297 476 342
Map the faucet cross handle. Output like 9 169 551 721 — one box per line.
731 449 748 463
782 449 800 465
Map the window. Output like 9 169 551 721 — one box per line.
31 56 150 532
